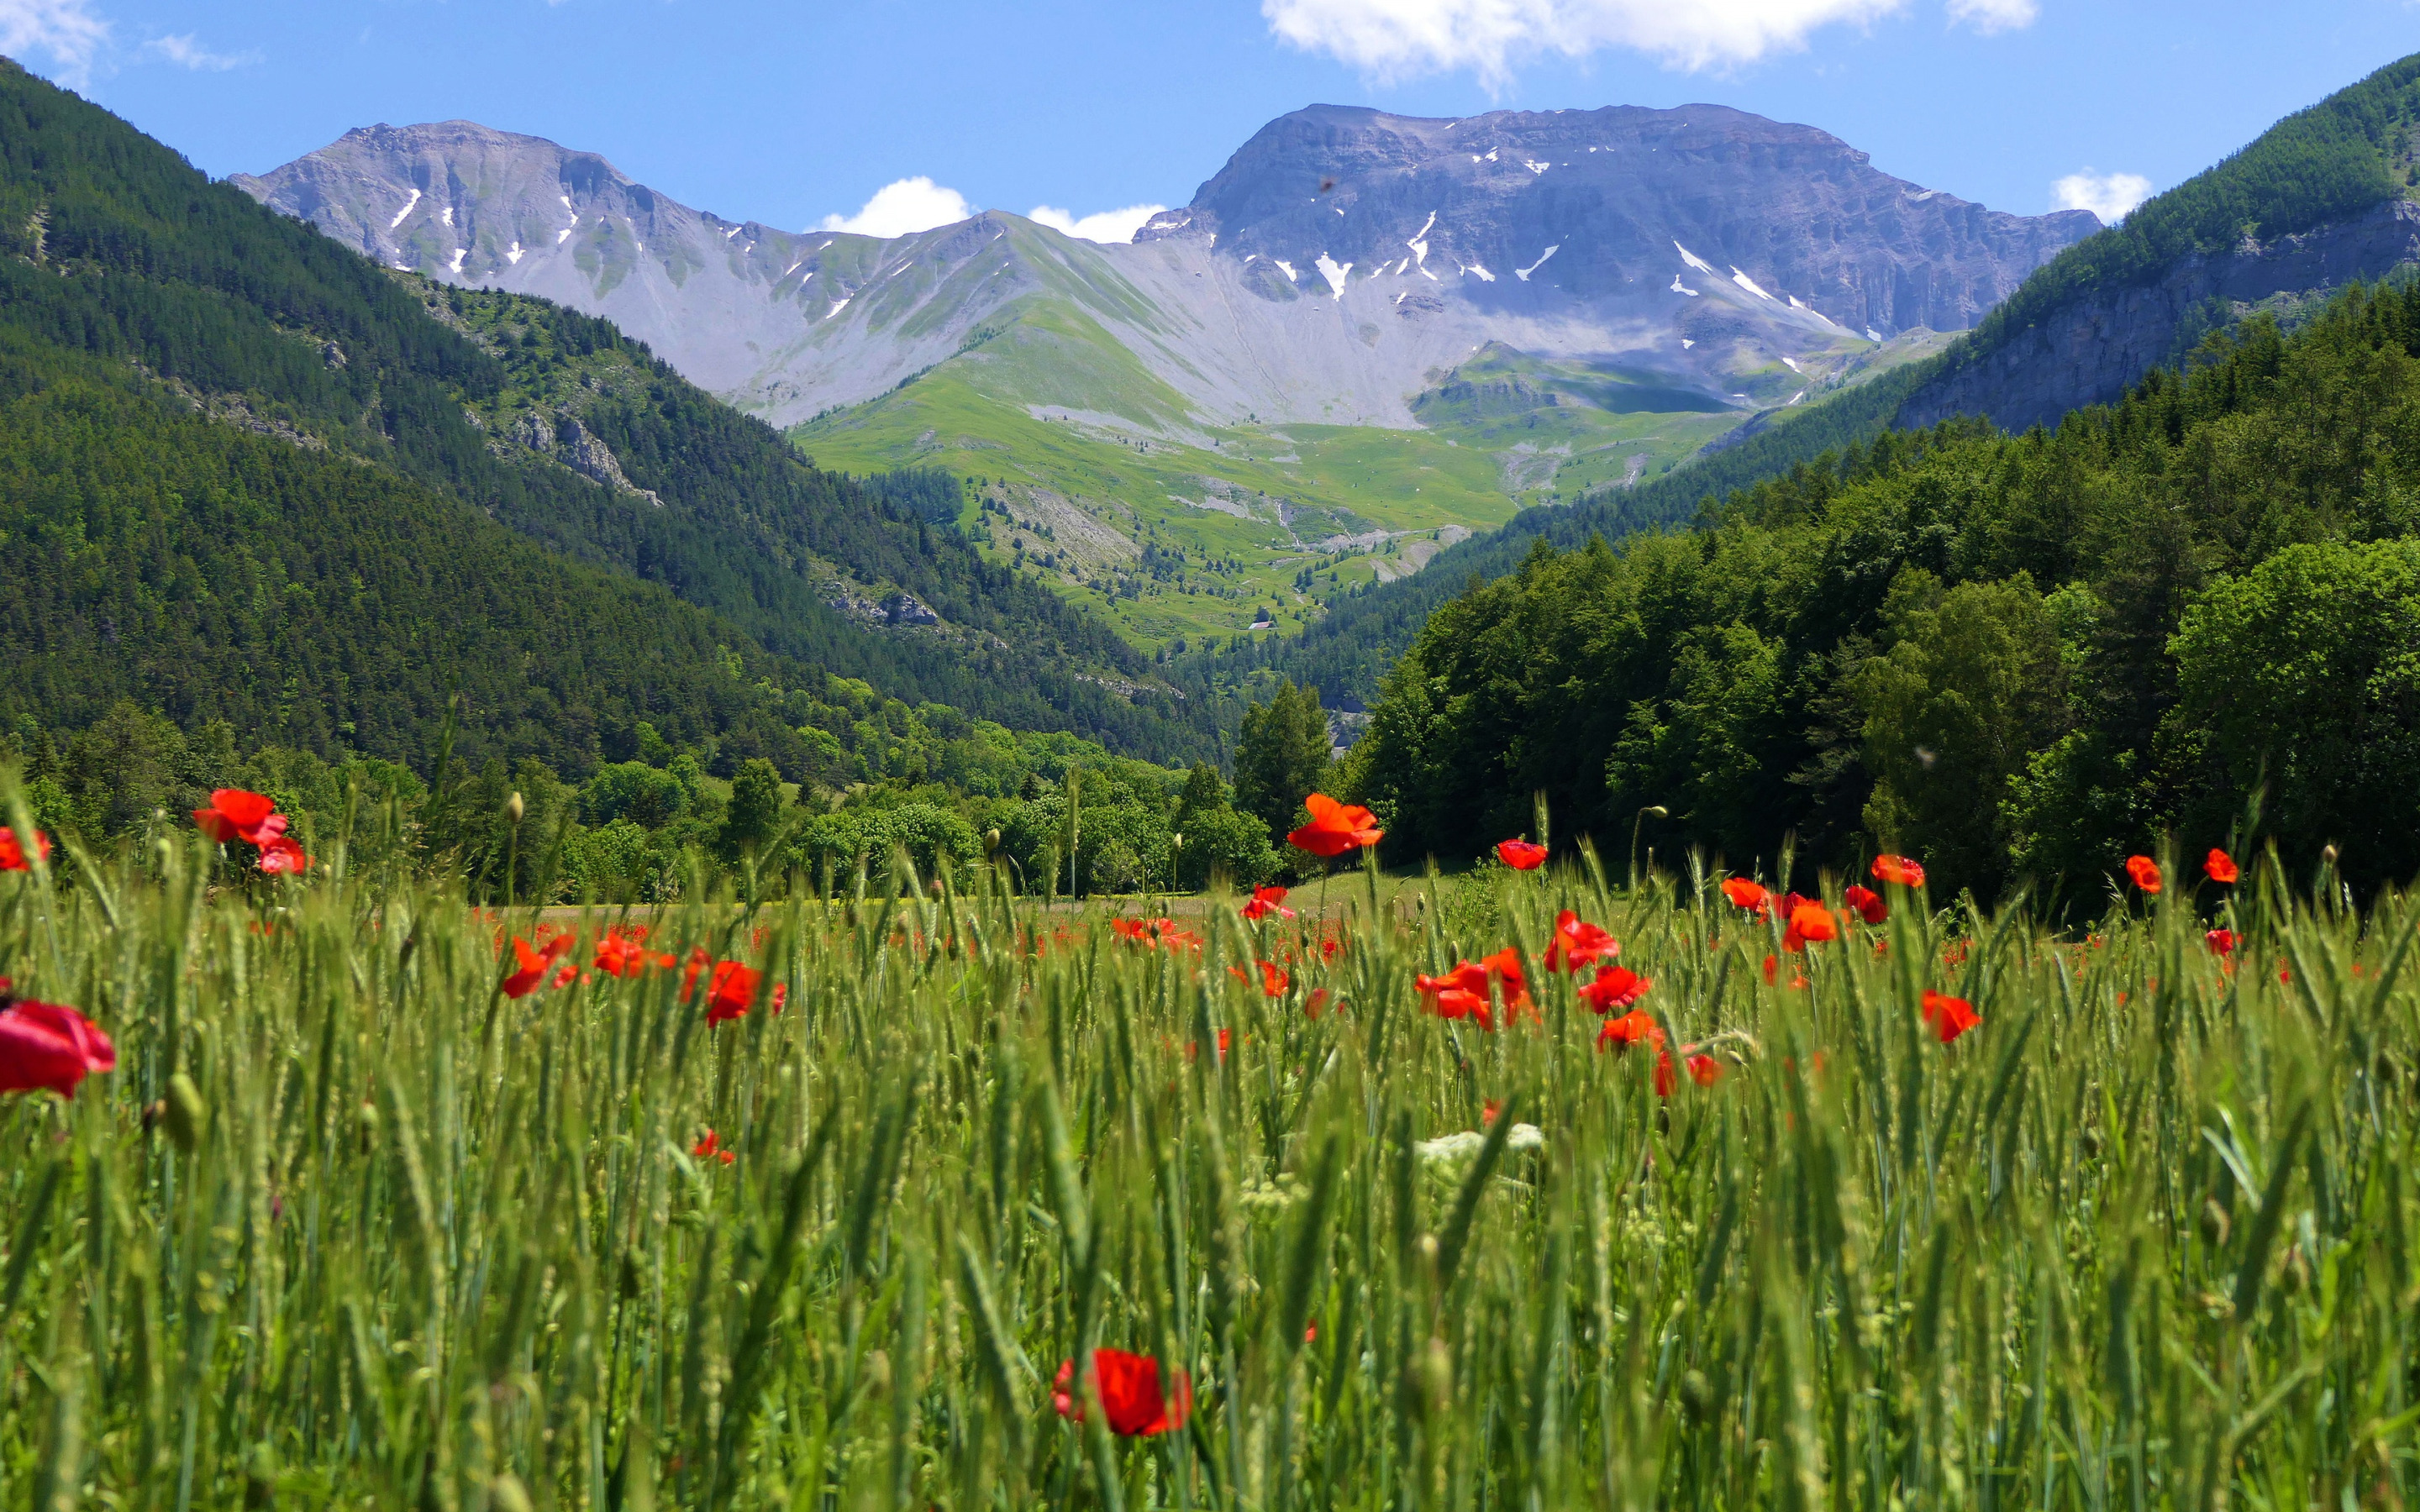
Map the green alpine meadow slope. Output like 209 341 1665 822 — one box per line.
1222 48 2420 710
789 301 1949 653
788 291 1757 652
0 58 1223 774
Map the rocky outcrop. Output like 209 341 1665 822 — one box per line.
504 407 663 505
1899 198 2420 433
880 592 940 627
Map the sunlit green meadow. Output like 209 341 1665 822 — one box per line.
1 817 2414 1510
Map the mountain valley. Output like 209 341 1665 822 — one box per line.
238 106 2090 648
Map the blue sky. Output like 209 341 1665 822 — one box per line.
8 0 2417 239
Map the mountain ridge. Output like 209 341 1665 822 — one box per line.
234 101 2094 652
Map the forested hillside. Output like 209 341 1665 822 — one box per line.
1342 283 2420 902
1224 50 2420 710
0 338 816 775
0 58 1213 766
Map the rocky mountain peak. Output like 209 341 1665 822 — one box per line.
1144 102 2097 339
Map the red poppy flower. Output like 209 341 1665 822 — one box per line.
0 1000 116 1097
1652 1049 1718 1097
193 788 281 844
1544 910 1618 972
1111 917 1153 942
690 1129 735 1164
1321 936 1340 962
257 837 311 875
1479 947 1535 1022
1495 838 1548 871
1578 965 1652 1013
1052 1349 1192 1436
771 983 788 1016
1596 1009 1662 1053
1720 878 1770 918
1241 885 1295 921
2124 855 2162 893
1763 953 1778 986
593 928 663 978
1871 854 1926 888
1921 990 1980 1044
502 935 575 999
1184 1027 1232 1063
2205 928 2237 958
1228 959 1289 998
680 946 713 1000
1286 794 1384 858
1481 1099 1502 1126
704 961 761 1024
0 827 49 871
1304 987 1332 1018
1844 885 1886 925
1417 962 1497 1030
1782 902 1837 953
2205 849 2239 885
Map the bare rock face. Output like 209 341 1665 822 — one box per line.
497 404 662 505
1897 198 2420 433
231 120 831 396
1150 103 2096 339
233 107 2096 433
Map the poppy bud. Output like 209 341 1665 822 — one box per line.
244 1443 278 1510
2323 845 2338 867
164 1072 206 1153
505 791 526 825
1645 805 1669 818
1678 1368 1715 1423
1416 1335 1453 1416
2199 1197 2231 1247
2078 1128 2102 1160
487 1474 532 1512
984 828 1002 853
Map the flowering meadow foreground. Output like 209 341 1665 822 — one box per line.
0 793 2414 1509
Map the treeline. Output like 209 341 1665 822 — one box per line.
7 692 1281 904
1341 283 2420 903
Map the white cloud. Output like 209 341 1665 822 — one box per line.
1946 0 2035 32
1261 0 1913 81
1026 202 1167 244
816 176 974 239
140 33 257 70
2051 168 2152 223
0 0 111 88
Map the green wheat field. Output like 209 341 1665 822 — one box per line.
0 806 2412 1511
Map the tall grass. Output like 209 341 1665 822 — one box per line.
0 819 2412 1509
